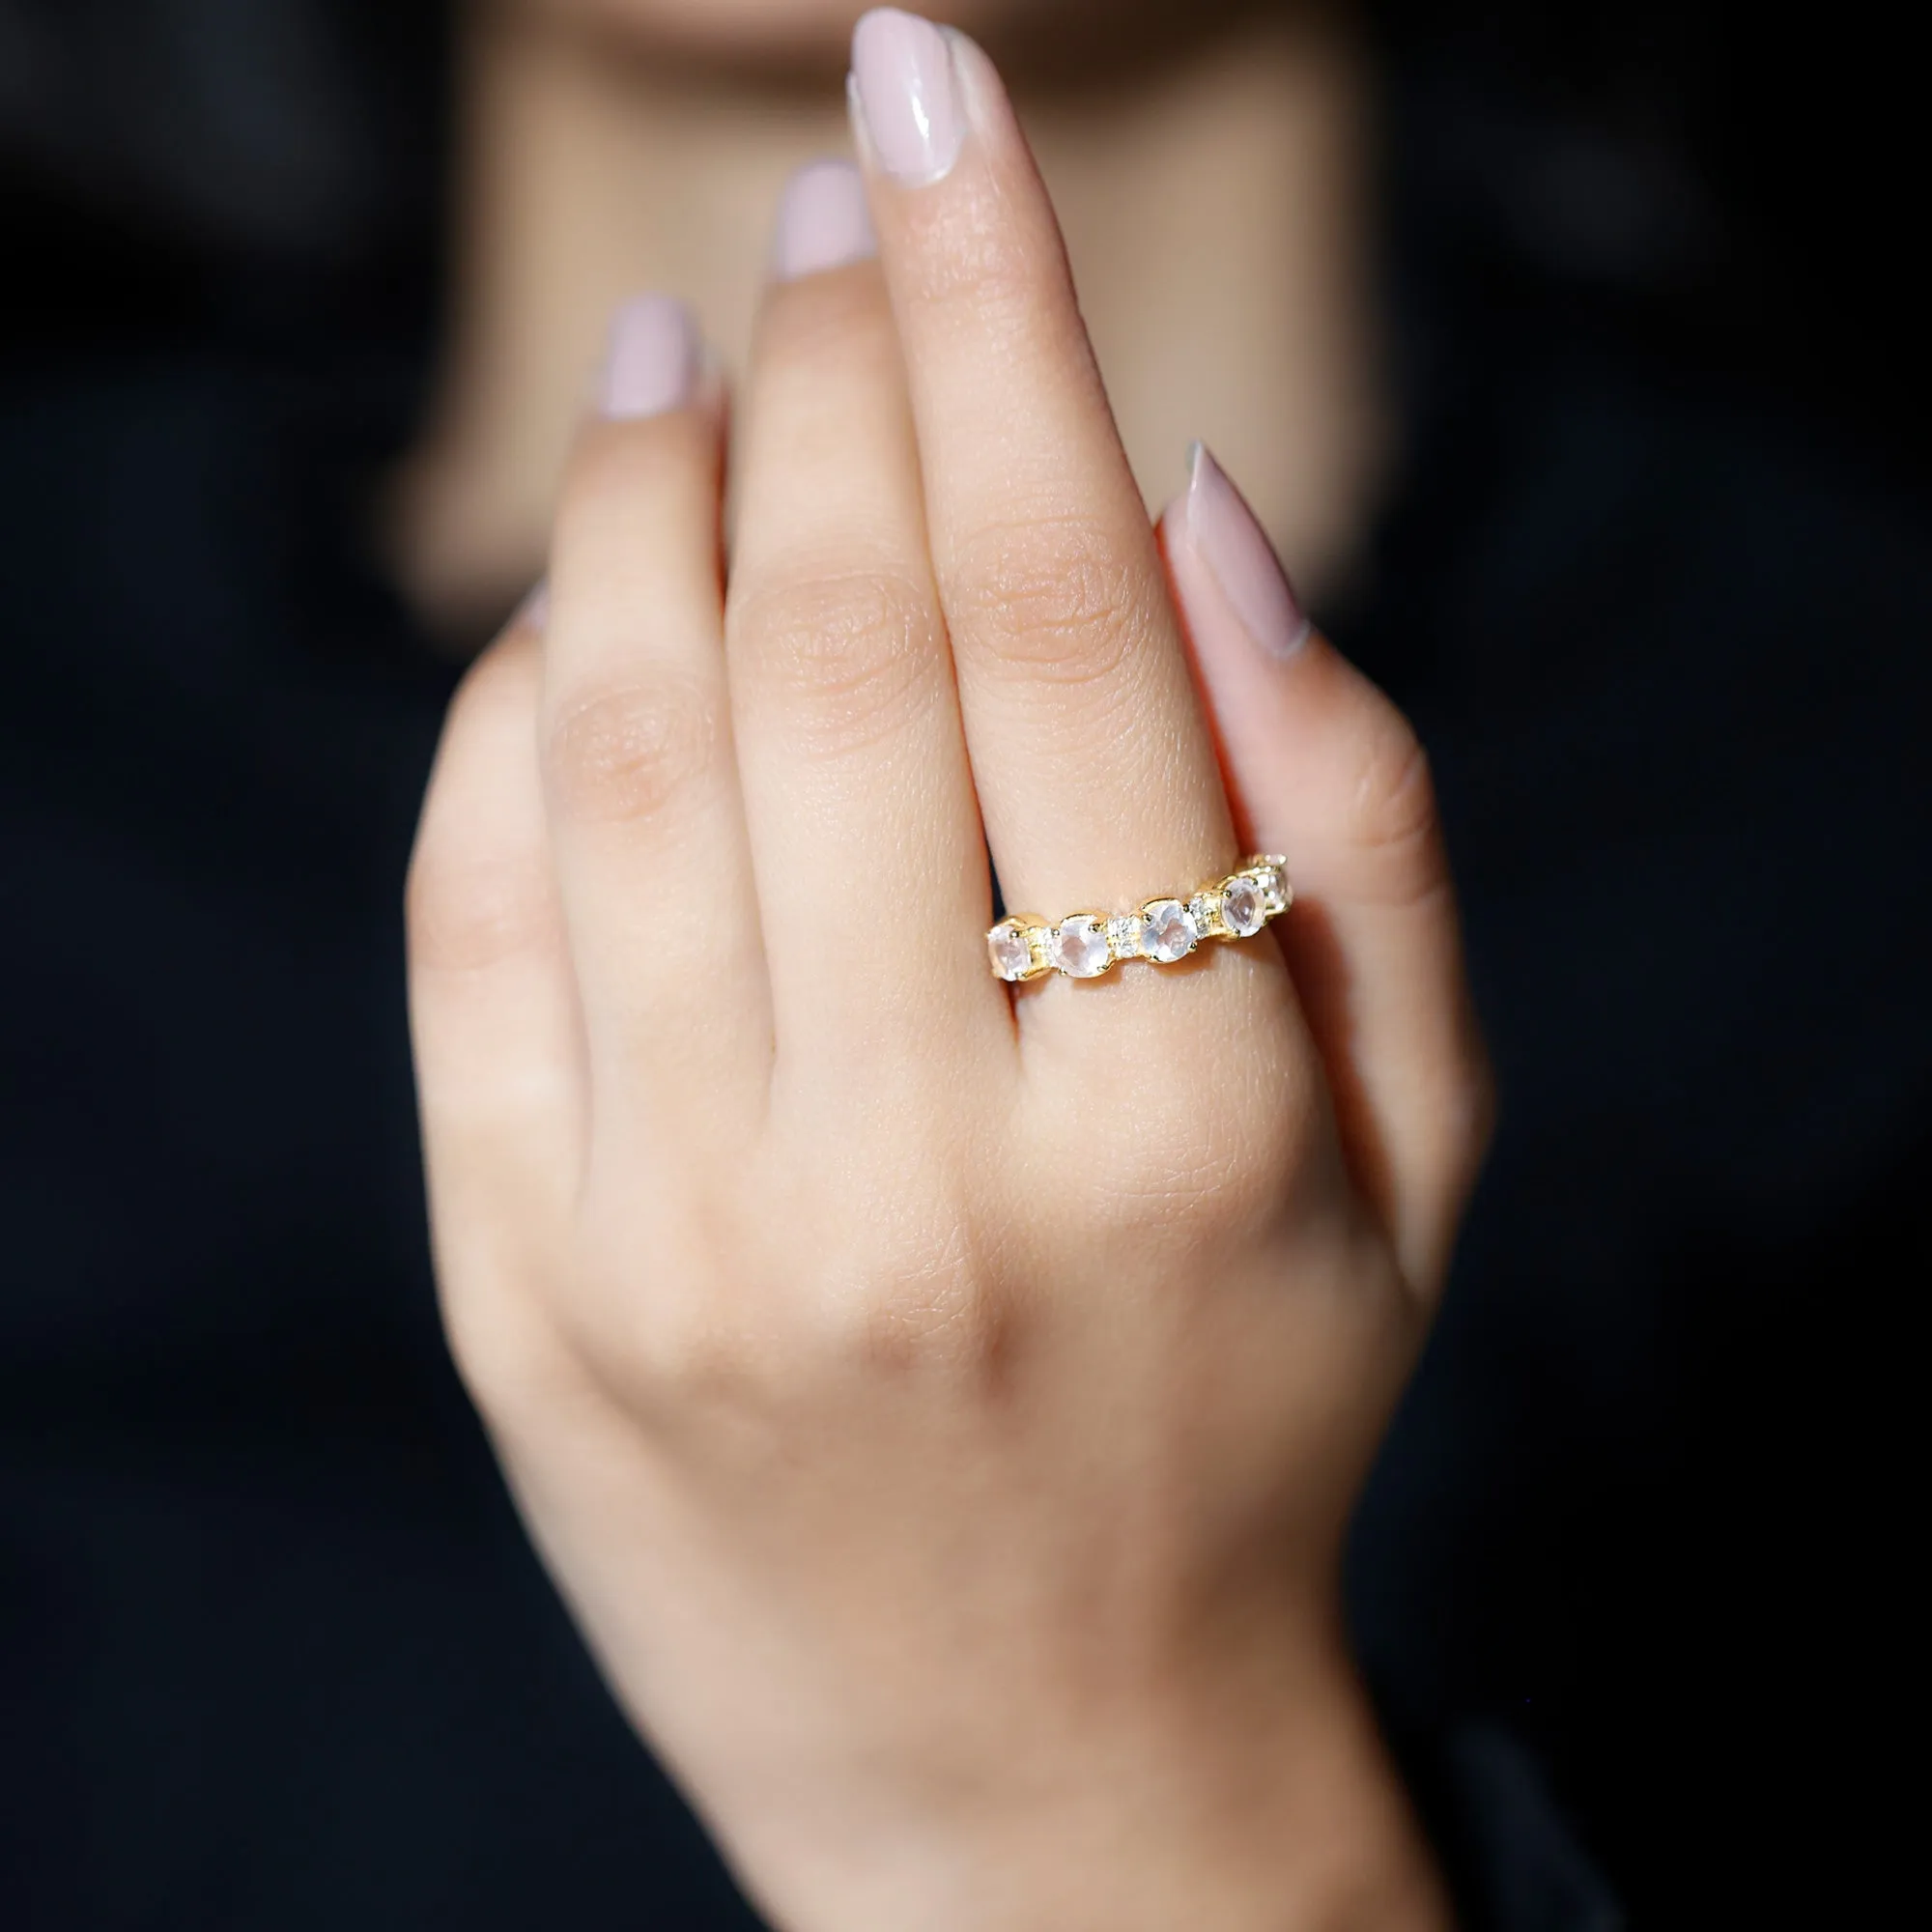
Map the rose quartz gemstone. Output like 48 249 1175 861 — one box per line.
988 923 1033 981
1051 917 1111 978
1222 878 1264 936
1143 899 1199 963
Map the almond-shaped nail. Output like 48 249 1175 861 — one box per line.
1171 443 1311 659
850 9 965 186
600 295 699 419
773 158 878 280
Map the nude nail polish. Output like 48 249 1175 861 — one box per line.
600 295 699 419
772 158 878 280
1174 443 1311 658
850 9 965 186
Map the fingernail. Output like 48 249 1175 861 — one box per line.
850 9 965 186
517 579 550 632
1173 443 1311 659
772 158 877 280
600 295 700 419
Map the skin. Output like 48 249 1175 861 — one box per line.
407 7 1490 1927
393 0 1386 636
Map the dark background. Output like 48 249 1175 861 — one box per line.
3 2 1925 1925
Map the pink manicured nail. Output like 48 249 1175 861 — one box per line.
850 9 965 186
1171 443 1311 659
773 158 878 280
600 295 699 419
517 580 550 632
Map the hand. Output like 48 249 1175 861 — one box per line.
408 13 1489 1929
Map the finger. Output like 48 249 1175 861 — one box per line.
1160 446 1493 1298
848 14 1235 931
408 616 582 1379
540 297 771 1138
727 161 1005 1086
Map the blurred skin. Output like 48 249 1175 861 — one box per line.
404 6 1482 1929
397 0 1384 635
539 0 993 51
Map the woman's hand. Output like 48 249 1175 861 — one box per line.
407 13 1489 1929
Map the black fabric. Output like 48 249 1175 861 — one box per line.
1343 32 1928 1921
2 8 1923 1927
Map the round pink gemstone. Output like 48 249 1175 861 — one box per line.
988 923 1033 981
1051 917 1111 978
1142 899 1199 963
1222 877 1264 937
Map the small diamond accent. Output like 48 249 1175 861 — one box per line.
1141 898 1199 963
1189 890 1225 939
1222 876 1264 937
1108 913 1148 962
1051 915 1112 979
987 921 1034 982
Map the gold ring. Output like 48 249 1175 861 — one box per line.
987 856 1291 982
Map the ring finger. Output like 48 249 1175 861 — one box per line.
850 15 1249 1005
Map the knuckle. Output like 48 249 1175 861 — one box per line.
434 1219 584 1430
1348 717 1449 906
737 1165 1009 1390
1083 1038 1318 1246
1404 1040 1498 1294
1445 1037 1499 1191
947 512 1147 687
407 842 554 975
561 1208 762 1410
440 1276 554 1425
621 1297 762 1411
408 640 552 973
848 1223 1011 1383
731 565 940 755
543 673 720 828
